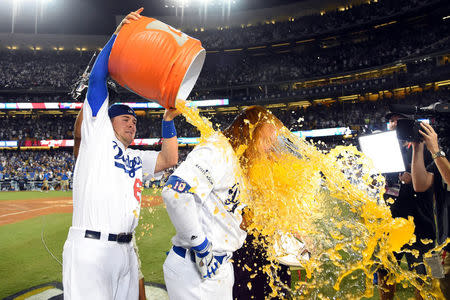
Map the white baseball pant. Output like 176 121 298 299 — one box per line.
63 227 139 300
163 247 234 300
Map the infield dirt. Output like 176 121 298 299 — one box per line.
0 195 162 226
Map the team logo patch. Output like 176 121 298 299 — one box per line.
224 183 240 213
113 141 142 178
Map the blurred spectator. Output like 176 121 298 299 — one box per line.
0 88 448 141
0 149 74 191
0 0 447 91
187 0 436 49
0 51 92 90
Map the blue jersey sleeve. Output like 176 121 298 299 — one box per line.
87 34 117 117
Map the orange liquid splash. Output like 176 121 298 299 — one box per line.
174 100 446 299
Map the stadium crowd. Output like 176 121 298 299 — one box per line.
0 0 449 192
0 51 91 90
196 23 449 88
1 88 447 141
1 57 447 106
0 115 74 141
0 0 447 92
1 86 447 191
188 0 436 49
0 149 73 191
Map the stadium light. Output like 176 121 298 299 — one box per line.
10 0 54 34
36 0 54 34
163 0 235 24
11 0 22 34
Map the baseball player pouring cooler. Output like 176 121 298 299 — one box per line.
62 8 180 300
162 106 284 300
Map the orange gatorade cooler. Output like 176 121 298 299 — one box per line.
108 17 205 109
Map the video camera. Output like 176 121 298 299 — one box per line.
69 52 120 101
389 102 449 142
69 52 97 101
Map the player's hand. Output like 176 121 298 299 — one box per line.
418 122 440 154
114 8 144 34
293 233 317 257
163 108 181 121
399 172 412 184
163 98 184 121
192 238 224 279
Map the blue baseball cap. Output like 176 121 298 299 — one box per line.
108 104 137 119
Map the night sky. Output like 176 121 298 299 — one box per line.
0 0 305 35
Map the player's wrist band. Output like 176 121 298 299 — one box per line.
162 120 177 139
192 237 209 254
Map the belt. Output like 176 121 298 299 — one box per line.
172 245 227 264
85 230 133 244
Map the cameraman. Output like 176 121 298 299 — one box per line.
378 113 435 300
412 121 450 298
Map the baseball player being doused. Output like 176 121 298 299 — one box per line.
62 8 181 300
162 106 284 300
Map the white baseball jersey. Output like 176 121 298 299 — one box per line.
72 97 159 233
171 133 247 254
64 34 154 300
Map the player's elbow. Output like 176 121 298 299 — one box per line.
161 152 178 169
167 153 178 168
162 187 178 208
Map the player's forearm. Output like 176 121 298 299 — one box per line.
155 119 179 173
73 106 83 159
86 35 116 116
162 187 206 247
74 138 81 159
155 137 178 173
89 35 116 84
411 143 432 192
74 106 83 138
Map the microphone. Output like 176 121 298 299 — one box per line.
389 104 418 115
389 102 450 115
419 102 450 114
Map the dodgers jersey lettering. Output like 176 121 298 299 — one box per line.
72 99 158 233
171 134 247 254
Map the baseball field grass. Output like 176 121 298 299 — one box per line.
0 190 71 201
0 189 174 299
0 190 415 299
